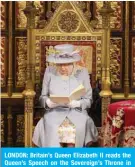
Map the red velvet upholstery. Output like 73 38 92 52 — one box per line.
102 100 135 147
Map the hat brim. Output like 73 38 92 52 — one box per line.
46 53 81 64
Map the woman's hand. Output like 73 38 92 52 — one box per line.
46 98 58 108
68 100 81 108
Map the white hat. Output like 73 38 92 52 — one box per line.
46 44 81 64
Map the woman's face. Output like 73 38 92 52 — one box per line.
57 63 74 76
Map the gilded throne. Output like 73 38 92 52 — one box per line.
23 2 113 147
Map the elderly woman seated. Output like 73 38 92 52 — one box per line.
32 44 98 147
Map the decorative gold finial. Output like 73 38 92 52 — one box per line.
23 2 38 28
99 2 114 29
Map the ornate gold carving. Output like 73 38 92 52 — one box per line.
46 2 53 20
23 90 35 147
110 2 123 30
23 2 38 29
52 2 62 10
0 93 23 98
95 2 122 30
74 2 92 22
50 22 58 32
16 37 27 87
23 91 35 113
99 2 114 29
41 2 93 33
75 2 86 11
77 24 88 33
112 93 135 100
1 2 6 29
58 11 80 33
23 1 36 146
110 38 122 88
35 37 41 83
132 2 135 30
100 71 113 97
1 114 4 143
7 107 13 146
33 2 45 28
75 2 92 24
16 115 24 143
16 2 43 29
99 2 113 102
1 37 6 87
15 2 27 29
25 97 34 113
94 2 103 29
23 2 38 93
132 38 135 88
101 97 111 125
96 38 102 80
99 2 113 124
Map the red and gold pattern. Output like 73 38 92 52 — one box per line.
15 2 45 29
102 100 135 147
16 115 24 144
15 37 27 87
132 38 135 88
0 2 6 29
1 37 6 87
94 2 123 30
132 2 135 30
110 38 122 88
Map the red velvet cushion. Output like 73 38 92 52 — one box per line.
108 100 135 126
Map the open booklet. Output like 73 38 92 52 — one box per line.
50 84 86 104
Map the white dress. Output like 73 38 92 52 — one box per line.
32 66 98 147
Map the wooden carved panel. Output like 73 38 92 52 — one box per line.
132 2 135 30
16 115 24 144
94 2 123 30
1 37 6 87
132 38 135 88
1 114 4 143
15 37 27 87
1 2 6 29
110 38 122 89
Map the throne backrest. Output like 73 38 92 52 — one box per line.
33 2 103 126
